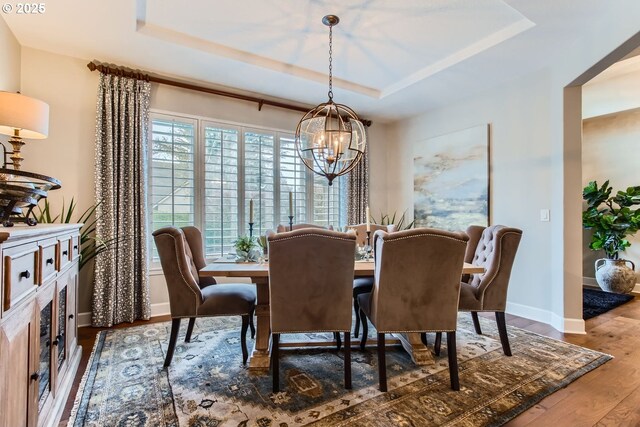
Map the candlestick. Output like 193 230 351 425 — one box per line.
366 205 370 232
248 222 254 239
288 191 293 217
365 230 372 261
249 199 254 224
288 215 294 232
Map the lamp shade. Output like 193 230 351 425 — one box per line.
0 92 49 139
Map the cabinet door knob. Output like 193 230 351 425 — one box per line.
19 270 30 279
68 314 74 319
52 339 58 346
46 258 54 265
73 245 78 251
62 250 68 256
30 372 39 381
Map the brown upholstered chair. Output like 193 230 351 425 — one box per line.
275 223 334 233
436 225 522 357
347 223 396 338
153 226 257 367
268 228 356 393
358 228 469 392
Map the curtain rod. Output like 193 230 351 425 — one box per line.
87 61 372 127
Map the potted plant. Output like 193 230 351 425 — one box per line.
582 180 640 293
234 235 260 262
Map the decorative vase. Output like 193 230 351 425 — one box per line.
595 258 637 294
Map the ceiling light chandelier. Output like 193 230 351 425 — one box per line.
295 15 366 186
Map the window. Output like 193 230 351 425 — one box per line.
148 112 348 261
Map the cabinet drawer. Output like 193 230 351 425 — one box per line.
3 243 38 312
71 235 80 260
39 239 58 284
58 237 72 271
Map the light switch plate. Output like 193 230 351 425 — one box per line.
540 209 550 222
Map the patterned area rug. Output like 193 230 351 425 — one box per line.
68 315 610 427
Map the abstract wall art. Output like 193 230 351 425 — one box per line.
413 124 490 231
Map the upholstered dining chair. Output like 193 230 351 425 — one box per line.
268 228 356 393
435 225 522 357
347 223 396 338
358 228 469 392
275 223 334 232
153 226 257 367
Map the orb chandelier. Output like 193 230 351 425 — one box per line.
295 15 366 186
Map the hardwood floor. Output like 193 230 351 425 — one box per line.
59 297 640 426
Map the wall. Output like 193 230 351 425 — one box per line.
583 56 640 119
0 16 20 91
388 70 560 326
385 2 640 333
582 109 640 285
17 48 390 322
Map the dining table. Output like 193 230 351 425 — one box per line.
200 260 484 371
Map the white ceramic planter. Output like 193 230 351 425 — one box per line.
595 258 637 294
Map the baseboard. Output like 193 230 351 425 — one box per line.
77 302 172 327
583 276 640 294
505 301 586 335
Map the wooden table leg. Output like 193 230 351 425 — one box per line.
249 277 271 372
394 332 435 365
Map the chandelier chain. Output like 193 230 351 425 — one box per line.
328 24 333 101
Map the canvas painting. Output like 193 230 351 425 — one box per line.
413 124 489 231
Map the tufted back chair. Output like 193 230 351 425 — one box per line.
153 226 205 318
181 226 217 288
267 227 356 392
346 223 397 246
366 228 469 333
268 228 355 333
275 223 334 233
464 225 523 311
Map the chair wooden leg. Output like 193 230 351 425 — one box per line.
420 332 428 347
344 332 352 389
377 333 387 392
434 332 442 356
471 312 482 335
334 332 342 351
272 333 280 393
164 318 181 368
185 317 196 343
495 311 512 356
249 307 256 339
354 297 361 338
359 309 368 350
446 331 460 391
240 315 249 365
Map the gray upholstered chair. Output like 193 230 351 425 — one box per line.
153 226 257 367
268 228 356 393
436 225 522 357
347 223 396 338
275 223 334 232
358 228 469 392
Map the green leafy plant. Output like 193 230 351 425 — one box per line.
371 210 415 230
234 235 259 261
582 180 640 259
37 198 119 270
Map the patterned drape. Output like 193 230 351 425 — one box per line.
92 73 151 327
347 126 370 225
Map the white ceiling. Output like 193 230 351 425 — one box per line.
1 0 629 122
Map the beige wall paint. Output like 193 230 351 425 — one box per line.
583 59 640 119
16 47 390 317
388 70 560 325
0 16 20 92
582 110 640 283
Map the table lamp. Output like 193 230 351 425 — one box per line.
0 92 49 170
